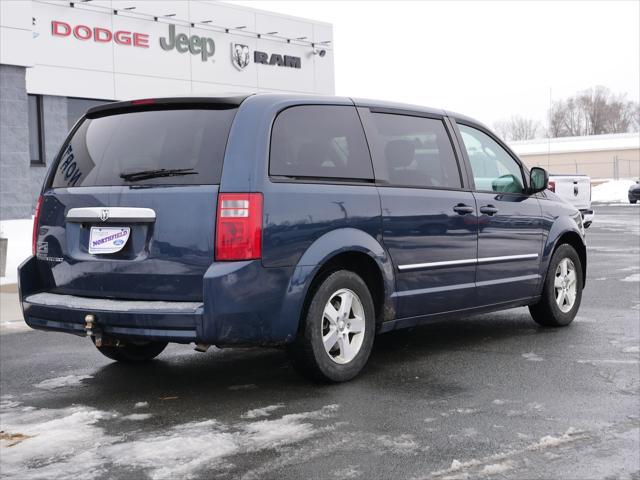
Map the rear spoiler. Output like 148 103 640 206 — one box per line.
85 95 252 119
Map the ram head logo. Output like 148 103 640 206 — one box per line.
231 43 250 70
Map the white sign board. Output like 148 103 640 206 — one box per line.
24 1 334 100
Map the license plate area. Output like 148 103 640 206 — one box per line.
88 227 131 255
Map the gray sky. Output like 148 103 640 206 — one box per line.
229 0 640 129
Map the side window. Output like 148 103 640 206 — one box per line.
368 113 461 189
458 124 525 194
270 105 373 180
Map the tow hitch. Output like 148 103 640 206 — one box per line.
84 314 101 344
84 314 121 348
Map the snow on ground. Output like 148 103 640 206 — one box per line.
0 218 32 285
241 404 284 419
479 461 515 476
522 352 544 362
621 273 640 282
121 413 153 421
332 466 363 479
0 399 341 480
428 428 586 479
592 179 636 203
33 375 93 390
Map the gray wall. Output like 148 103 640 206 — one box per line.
1 64 68 221
30 95 68 199
1 64 31 220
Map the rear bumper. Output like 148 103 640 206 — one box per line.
22 292 202 343
18 256 299 346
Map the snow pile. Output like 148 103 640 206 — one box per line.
0 218 32 285
592 179 636 203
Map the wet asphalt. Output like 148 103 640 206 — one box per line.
1 204 639 480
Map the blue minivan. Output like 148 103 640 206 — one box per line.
19 94 586 382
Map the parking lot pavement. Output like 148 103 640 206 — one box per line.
1 204 638 480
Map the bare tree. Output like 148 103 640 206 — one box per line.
548 101 566 137
547 86 639 137
631 103 640 132
493 116 540 141
578 86 609 135
562 97 588 137
493 120 511 140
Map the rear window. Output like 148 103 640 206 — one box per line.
269 105 373 181
50 108 237 188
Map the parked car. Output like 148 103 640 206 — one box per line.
19 94 587 382
629 180 640 204
548 174 594 227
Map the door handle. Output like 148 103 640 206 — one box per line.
480 205 498 216
453 204 474 215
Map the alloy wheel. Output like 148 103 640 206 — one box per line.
321 288 366 364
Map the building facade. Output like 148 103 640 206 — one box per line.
0 0 334 220
509 133 640 180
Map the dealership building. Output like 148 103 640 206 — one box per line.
0 0 334 220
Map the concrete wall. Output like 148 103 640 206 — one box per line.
520 149 640 179
0 64 31 220
1 65 68 220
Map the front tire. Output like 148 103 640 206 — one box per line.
529 244 583 327
288 270 375 382
93 339 168 363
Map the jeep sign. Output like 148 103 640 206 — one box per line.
159 24 215 62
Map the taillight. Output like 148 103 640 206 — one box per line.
215 193 263 261
32 195 43 256
548 180 556 192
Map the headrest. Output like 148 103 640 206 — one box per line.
297 140 331 168
385 139 415 168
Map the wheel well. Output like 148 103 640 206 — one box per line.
554 232 587 286
308 251 385 324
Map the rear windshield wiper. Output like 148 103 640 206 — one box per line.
119 168 198 182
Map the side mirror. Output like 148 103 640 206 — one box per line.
530 167 549 194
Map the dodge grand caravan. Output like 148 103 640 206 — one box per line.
19 94 586 382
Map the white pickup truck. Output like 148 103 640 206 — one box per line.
548 174 594 228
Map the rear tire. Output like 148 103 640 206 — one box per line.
529 244 583 327
630 199 637 204
93 339 168 363
288 270 375 382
